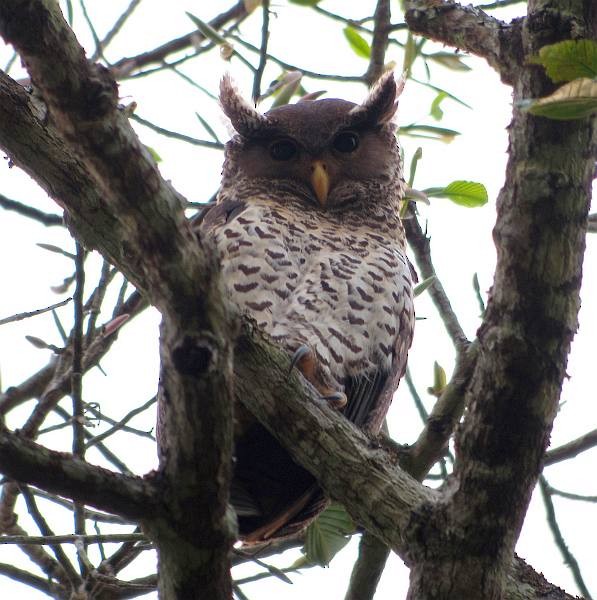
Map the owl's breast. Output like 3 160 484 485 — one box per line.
211 201 414 382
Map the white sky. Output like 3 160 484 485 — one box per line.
0 1 595 598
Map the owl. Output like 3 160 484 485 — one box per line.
197 72 415 542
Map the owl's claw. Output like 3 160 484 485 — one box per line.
289 345 347 409
321 391 347 409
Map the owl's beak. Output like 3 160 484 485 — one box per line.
310 161 329 206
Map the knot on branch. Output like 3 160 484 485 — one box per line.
171 334 217 377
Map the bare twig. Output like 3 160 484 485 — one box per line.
19 485 81 586
71 241 87 573
544 428 597 466
405 342 478 481
110 1 251 78
230 35 365 83
85 396 157 449
539 476 593 600
252 0 270 104
403 210 469 350
0 532 147 545
545 485 597 503
0 193 63 226
92 0 143 60
0 298 72 326
0 562 54 596
129 113 224 149
365 0 391 85
30 487 133 524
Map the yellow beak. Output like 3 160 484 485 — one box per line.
310 160 329 206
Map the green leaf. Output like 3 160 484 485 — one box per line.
400 124 460 142
472 273 486 315
145 145 162 163
343 26 371 59
427 52 471 72
270 72 304 108
288 0 321 5
408 147 423 187
303 504 355 567
186 12 227 45
424 181 488 207
524 78 597 120
427 361 447 397
430 91 448 121
403 32 417 76
414 275 435 297
530 40 597 83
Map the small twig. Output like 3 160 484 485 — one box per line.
0 298 72 326
477 0 526 9
406 342 478 481
79 0 105 62
100 528 150 576
85 396 157 449
252 0 270 104
365 0 391 85
72 241 87 574
129 113 224 149
313 6 375 32
53 405 133 474
230 35 365 83
544 428 597 466
539 476 593 600
92 0 143 60
110 1 251 78
0 193 63 226
19 485 81 587
546 485 597 503
0 562 54 595
85 261 115 342
403 209 469 351
0 533 147 545
30 487 133 524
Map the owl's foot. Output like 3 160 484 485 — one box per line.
290 345 347 409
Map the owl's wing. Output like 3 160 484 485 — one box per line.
191 198 248 231
344 259 417 434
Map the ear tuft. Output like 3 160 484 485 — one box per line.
348 71 404 127
220 74 270 137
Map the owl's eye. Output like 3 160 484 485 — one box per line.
333 131 360 153
269 139 298 161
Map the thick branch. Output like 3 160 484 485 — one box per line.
404 0 518 83
0 4 236 597
0 426 159 519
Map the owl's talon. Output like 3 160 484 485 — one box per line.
289 345 313 376
321 391 347 410
289 345 346 408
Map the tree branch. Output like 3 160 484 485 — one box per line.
344 532 390 600
403 211 469 351
404 0 518 84
0 426 159 519
544 428 597 466
0 2 236 596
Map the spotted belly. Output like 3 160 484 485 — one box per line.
212 204 414 385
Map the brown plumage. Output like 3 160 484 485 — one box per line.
197 72 415 542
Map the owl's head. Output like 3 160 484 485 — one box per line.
218 73 404 212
